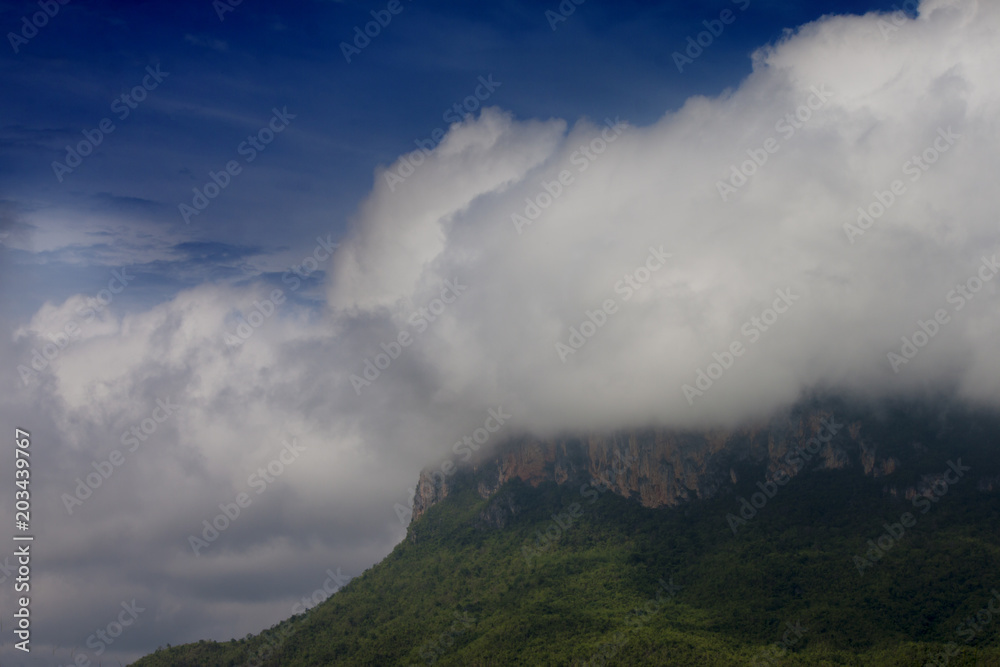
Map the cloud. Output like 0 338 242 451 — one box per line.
0 199 31 247
328 108 567 312
0 282 412 663
326 0 1000 431
6 207 186 266
184 33 230 52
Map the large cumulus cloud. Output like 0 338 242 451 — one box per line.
328 0 1000 432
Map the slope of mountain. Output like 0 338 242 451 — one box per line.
133 399 1000 666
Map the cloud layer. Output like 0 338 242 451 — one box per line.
329 0 1000 431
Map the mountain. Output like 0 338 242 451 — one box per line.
133 398 1000 665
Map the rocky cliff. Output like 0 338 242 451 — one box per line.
410 404 914 525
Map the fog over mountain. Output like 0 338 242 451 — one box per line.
329 0 1000 432
1 0 998 663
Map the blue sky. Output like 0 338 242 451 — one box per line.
1 0 903 323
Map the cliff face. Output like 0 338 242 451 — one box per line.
410 407 904 523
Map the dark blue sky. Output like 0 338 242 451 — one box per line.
1 0 901 324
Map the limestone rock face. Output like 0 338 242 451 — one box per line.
473 492 520 531
409 408 903 522
411 469 450 523
860 438 900 477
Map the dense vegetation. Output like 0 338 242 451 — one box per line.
134 403 1000 665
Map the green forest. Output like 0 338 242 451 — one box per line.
134 406 1000 666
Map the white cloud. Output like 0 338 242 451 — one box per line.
326 0 1000 430
11 208 188 266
